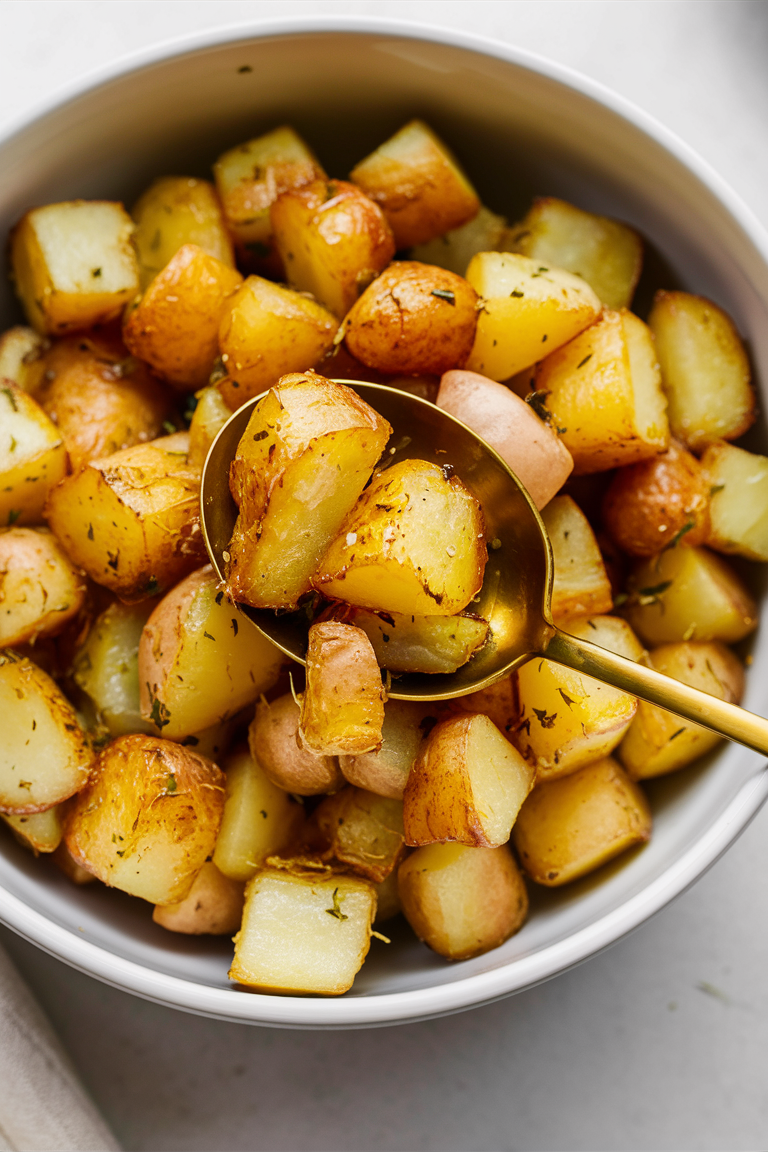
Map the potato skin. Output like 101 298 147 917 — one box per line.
0 527 86 646
152 861 244 935
249 694 344 796
131 176 234 290
307 786 406 882
299 622 385 757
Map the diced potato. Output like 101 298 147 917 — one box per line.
52 841 97 885
299 622 385 757
513 615 644 780
308 787 405 882
513 756 651 885
701 441 768 561
619 641 744 779
374 869 402 922
505 197 643 309
448 673 519 736
0 326 47 392
177 715 241 763
187 385 232 470
138 565 283 739
65 734 225 904
0 382 67 525
249 694 344 796
536 309 669 473
649 291 755 448
542 495 613 620
226 372 391 610
229 865 376 994
123 244 243 390
152 861 244 935
271 179 395 318
346 607 489 674
314 459 487 617
45 431 206 602
404 713 535 848
464 252 602 381
11 201 139 335
410 205 507 276
398 842 528 960
0 527 86 647
3 805 63 854
0 651 93 813
350 120 480 248
624 545 758 645
72 600 155 737
339 698 437 799
131 176 234 290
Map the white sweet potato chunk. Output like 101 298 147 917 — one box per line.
398 842 528 960
187 385 232 470
307 787 405 882
299 622 385 757
0 527 86 647
72 600 155 737
410 205 507 275
152 861 244 935
542 495 613 620
249 694 344 796
2 805 63 854
701 441 768 561
0 327 47 392
0 383 67 526
346 606 489 674
131 176 234 290
340 698 438 799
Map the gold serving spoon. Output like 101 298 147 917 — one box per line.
200 381 768 756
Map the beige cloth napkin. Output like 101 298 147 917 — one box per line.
0 943 120 1151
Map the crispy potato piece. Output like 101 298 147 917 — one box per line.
0 651 92 813
346 606 489 674
398 842 528 960
131 177 234 290
339 698 438 799
230 865 376 994
308 787 405 882
465 252 601 381
3 805 64 854
249 694 344 796
0 382 67 526
299 622 385 757
536 309 669 473
404 713 535 848
217 276 337 407
448 673 519 736
0 527 86 647
271 179 395 318
11 201 139 335
701 441 768 561
72 600 155 737
542 495 613 620
0 326 47 391
152 861 244 935
505 197 643 309
410 205 507 276
343 262 478 376
618 641 743 780
603 440 710 558
437 369 573 509
513 615 644 780
123 244 243 391
45 431 205 602
187 384 232 470
65 734 225 904
314 459 487 616
226 372 391 610
649 291 755 449
625 545 757 645
138 565 283 739
374 869 402 922
350 120 480 248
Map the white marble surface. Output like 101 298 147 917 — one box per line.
2 2 768 1149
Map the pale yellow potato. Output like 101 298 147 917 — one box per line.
72 600 155 737
619 641 744 780
65 734 225 904
437 369 573 509
271 179 395 318
230 866 376 994
350 119 480 248
52 842 97 885
11 201 139 335
2 805 63 854
448 673 519 736
340 699 439 799
0 326 47 392
542 495 613 620
374 869 402 922
308 787 405 882
299 622 385 757
398 842 528 960
187 385 232 470
138 565 283 739
513 615 644 781
226 372 391 610
536 309 669 473
0 527 86 647
701 441 768 561
0 651 93 813
131 176 234 290
346 606 489 674
649 291 755 449
404 713 535 848
314 459 487 617
625 545 757 645
513 756 651 886
464 252 602 381
152 861 244 935
410 205 507 276
0 382 67 526
249 694 344 796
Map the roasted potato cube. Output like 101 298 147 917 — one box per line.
464 252 601 381
374 869 402 922
505 197 643 309
153 861 244 935
0 651 92 813
536 309 669 473
123 244 243 391
72 600 155 737
230 866 376 994
448 673 519 736
398 842 528 960
45 431 205 602
542 495 613 620
308 787 405 882
343 262 478 376
513 756 651 886
131 176 234 290
649 291 755 449
249 694 344 796
3 805 63 854
65 734 225 904
0 382 67 525
350 120 480 248
404 713 535 848
11 201 139 335
226 372 391 610
701 441 768 561
0 527 86 647
0 326 47 392
347 606 489 675
339 698 438 799
410 205 507 276
271 179 395 318
52 841 98 885
187 384 232 471
314 459 487 616
299 622 385 757
618 641 744 780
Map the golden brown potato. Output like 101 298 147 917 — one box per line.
299 622 385 757
65 734 225 904
308 787 405 882
0 527 86 647
410 205 507 276
398 842 528 960
52 841 98 885
72 599 155 737
0 326 47 392
249 694 344 796
343 262 478 376
187 384 232 470
131 177 234 290
0 381 67 526
345 606 489 674
701 441 768 561
152 861 244 935
339 698 438 798
448 673 519 736
3 805 64 854
542 495 613 620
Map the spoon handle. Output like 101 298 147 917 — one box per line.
544 628 768 757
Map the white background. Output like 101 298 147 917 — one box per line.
2 2 768 1149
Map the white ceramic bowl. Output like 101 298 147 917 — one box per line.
2 17 768 1028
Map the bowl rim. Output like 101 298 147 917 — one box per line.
2 13 768 1029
